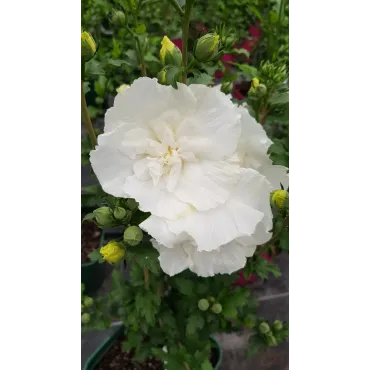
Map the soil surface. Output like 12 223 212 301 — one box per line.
81 218 101 263
95 337 219 370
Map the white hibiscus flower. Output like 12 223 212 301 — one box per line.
90 77 288 277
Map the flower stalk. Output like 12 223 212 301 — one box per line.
181 1 193 83
81 81 97 148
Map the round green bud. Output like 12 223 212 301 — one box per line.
221 82 233 95
273 320 283 331
81 304 85 312
93 207 114 227
111 10 126 28
81 313 91 324
157 68 168 86
271 190 289 209
211 303 222 314
258 322 271 334
208 296 216 303
81 31 97 63
113 207 127 220
125 199 139 211
198 299 210 311
255 84 267 97
194 33 220 62
124 226 143 246
266 334 278 347
84 297 94 308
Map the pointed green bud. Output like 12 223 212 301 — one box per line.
198 298 210 311
157 68 168 85
92 207 114 227
81 313 91 324
125 198 139 211
258 322 271 334
84 297 94 308
273 320 283 331
81 31 97 63
194 33 220 62
113 207 127 220
211 303 222 314
124 226 143 246
221 81 233 94
208 296 216 303
266 334 278 346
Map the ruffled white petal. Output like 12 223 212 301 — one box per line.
258 164 289 190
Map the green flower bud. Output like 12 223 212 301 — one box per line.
258 322 271 334
221 81 233 95
160 36 182 67
255 84 267 97
157 69 168 85
113 207 127 220
93 207 114 227
208 296 216 303
81 313 90 324
266 334 278 346
243 315 257 328
81 31 97 63
81 304 85 312
194 33 220 62
84 297 94 308
125 199 139 211
111 10 126 28
211 303 222 314
271 190 289 209
124 226 143 246
273 320 283 331
198 299 210 311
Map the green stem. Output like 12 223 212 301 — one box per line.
81 81 97 148
136 37 147 77
181 1 193 83
168 0 185 17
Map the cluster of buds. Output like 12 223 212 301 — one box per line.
198 297 222 314
81 31 97 63
249 77 267 97
215 24 237 51
260 61 288 85
81 286 94 325
258 320 286 347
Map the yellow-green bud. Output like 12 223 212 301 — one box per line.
252 78 260 88
81 32 97 63
194 33 220 62
81 313 90 324
111 10 126 27
125 199 139 211
211 303 222 314
258 322 270 334
84 297 94 308
160 36 182 67
255 84 267 97
221 81 233 95
113 207 127 220
271 190 289 209
198 299 210 311
124 226 143 246
116 84 130 94
100 241 125 264
93 207 114 227
273 320 283 331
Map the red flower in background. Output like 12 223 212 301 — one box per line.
172 39 183 51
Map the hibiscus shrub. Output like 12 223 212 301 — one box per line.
81 0 289 367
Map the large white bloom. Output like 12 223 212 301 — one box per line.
90 77 288 277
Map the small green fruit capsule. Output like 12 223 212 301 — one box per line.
194 33 220 62
113 207 127 220
255 83 267 97
125 199 139 211
258 322 271 334
221 81 233 95
198 299 210 311
208 297 216 303
111 10 126 27
81 313 91 324
84 297 94 308
211 303 222 314
81 32 97 63
273 320 283 331
93 207 114 227
124 226 143 246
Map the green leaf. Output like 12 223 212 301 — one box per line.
268 143 287 156
235 64 258 80
246 334 266 357
107 59 130 67
231 48 250 57
144 54 161 63
201 359 213 370
269 92 289 105
188 72 214 86
222 304 238 319
151 347 167 361
254 258 281 279
135 24 146 34
82 213 95 223
279 229 289 251
85 60 105 78
226 288 251 308
186 314 205 336
81 184 101 195
171 277 195 296
83 82 90 94
130 210 151 225
87 249 103 263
